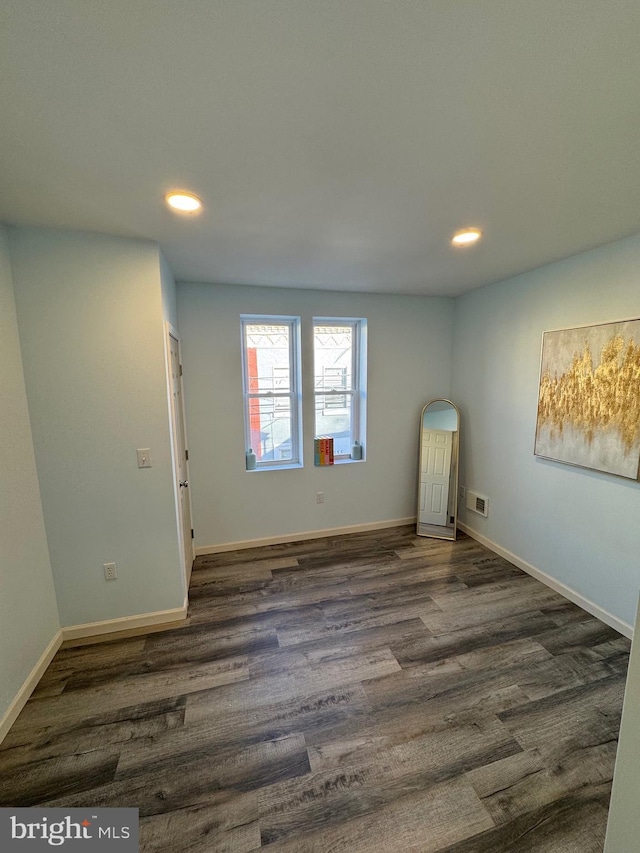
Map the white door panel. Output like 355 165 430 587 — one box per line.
169 332 194 586
419 429 453 526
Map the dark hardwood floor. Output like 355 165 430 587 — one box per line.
0 527 630 851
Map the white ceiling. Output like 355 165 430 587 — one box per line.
2 1 640 296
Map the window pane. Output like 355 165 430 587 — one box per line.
248 396 293 462
241 315 301 469
314 394 352 456
245 324 291 393
314 326 353 391
314 324 355 455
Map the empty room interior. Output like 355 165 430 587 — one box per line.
2 2 640 851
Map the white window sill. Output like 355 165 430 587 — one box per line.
245 462 303 472
245 458 365 472
316 457 365 466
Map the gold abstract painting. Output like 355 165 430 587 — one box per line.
535 319 640 479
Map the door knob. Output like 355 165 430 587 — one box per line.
179 480 189 488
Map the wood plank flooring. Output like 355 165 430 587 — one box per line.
0 527 630 852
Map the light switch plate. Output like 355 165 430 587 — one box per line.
137 448 152 468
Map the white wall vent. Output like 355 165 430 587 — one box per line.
467 490 489 517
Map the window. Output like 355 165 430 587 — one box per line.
241 316 302 468
240 315 366 469
313 319 367 458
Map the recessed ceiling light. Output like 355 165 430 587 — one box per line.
451 227 482 247
165 191 203 214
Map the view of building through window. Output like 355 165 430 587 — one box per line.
313 323 357 457
243 321 298 464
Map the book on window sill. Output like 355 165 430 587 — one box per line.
314 437 334 466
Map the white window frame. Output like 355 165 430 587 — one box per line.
240 315 302 469
313 318 367 460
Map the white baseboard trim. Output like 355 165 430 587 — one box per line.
196 517 417 556
61 603 188 642
0 603 190 745
458 521 633 639
0 630 63 745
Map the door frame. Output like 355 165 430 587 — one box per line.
165 322 194 594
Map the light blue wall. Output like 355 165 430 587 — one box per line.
423 403 458 431
10 227 185 626
452 233 640 630
160 250 178 329
0 226 60 719
177 283 454 548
